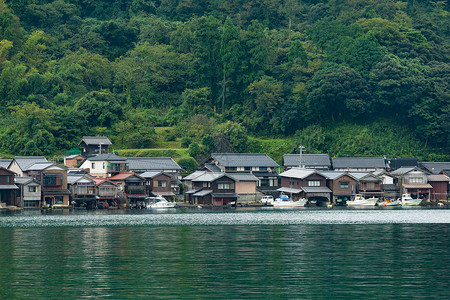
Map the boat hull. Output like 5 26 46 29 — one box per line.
273 199 307 208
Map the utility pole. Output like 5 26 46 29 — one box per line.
299 146 305 168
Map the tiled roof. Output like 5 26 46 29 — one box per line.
87 154 126 162
0 159 12 169
427 174 449 182
348 172 371 180
204 163 222 172
421 162 450 174
319 171 346 180
126 157 181 171
283 154 331 167
13 156 48 171
192 172 225 182
279 168 317 179
193 190 213 197
14 176 34 185
390 167 422 176
228 173 259 182
211 153 279 168
79 136 112 145
332 157 386 169
183 171 207 181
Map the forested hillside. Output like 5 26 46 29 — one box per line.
0 0 448 160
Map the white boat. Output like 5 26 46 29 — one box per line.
272 195 307 208
399 194 422 206
346 195 378 206
377 199 400 207
146 196 176 209
260 195 274 205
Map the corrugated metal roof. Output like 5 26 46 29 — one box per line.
127 157 181 171
332 157 386 169
283 154 331 167
79 136 112 145
193 190 212 197
211 153 279 168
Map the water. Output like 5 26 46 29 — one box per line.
0 208 449 299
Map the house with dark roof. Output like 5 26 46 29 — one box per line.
386 158 419 170
109 172 146 207
140 171 175 199
390 167 432 200
188 173 240 205
79 136 112 157
332 157 387 172
282 154 331 170
15 176 41 208
0 167 19 207
421 162 450 175
80 154 128 178
278 168 332 205
92 178 119 208
8 156 48 176
25 162 71 207
204 153 279 191
67 174 97 207
350 172 384 200
321 171 358 204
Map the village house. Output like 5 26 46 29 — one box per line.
0 167 19 207
79 136 112 157
25 162 71 207
139 171 175 199
67 174 97 208
321 171 358 204
109 172 146 207
390 167 432 200
282 154 331 171
427 174 449 201
203 153 279 192
92 178 119 208
350 172 384 199
15 176 41 208
188 172 239 206
278 168 332 205
332 157 387 172
80 153 128 178
386 158 419 171
64 154 85 168
8 156 48 176
126 157 182 194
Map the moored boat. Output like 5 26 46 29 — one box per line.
399 194 422 206
377 199 400 207
272 195 307 208
146 196 176 209
346 194 378 206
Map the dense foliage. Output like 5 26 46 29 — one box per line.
0 0 448 160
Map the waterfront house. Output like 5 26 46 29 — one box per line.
92 178 119 207
15 176 41 208
8 156 48 176
427 174 449 201
26 162 71 206
126 157 182 194
350 173 384 199
332 157 387 172
421 162 450 175
139 171 175 199
67 174 97 207
390 167 432 200
278 168 331 205
79 136 112 157
64 154 85 168
203 153 279 192
80 153 128 178
228 173 259 204
109 172 146 207
0 167 19 206
189 172 239 205
321 171 358 204
282 154 331 171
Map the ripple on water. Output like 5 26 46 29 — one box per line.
0 209 449 228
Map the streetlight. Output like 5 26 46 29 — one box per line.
299 146 305 168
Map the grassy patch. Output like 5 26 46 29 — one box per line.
117 148 190 159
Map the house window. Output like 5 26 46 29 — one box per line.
289 180 295 186
340 182 349 188
6 176 10 183
410 177 423 184
55 196 63 204
157 180 167 187
43 174 63 187
366 182 375 189
203 182 210 188
244 167 251 171
28 186 38 193
77 186 88 194
103 162 106 169
260 167 267 171
218 183 231 190
91 163 95 169
228 167 237 171
308 181 320 187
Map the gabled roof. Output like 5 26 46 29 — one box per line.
203 163 222 172
78 136 112 146
14 176 35 185
227 173 259 182
332 157 386 169
348 172 371 180
91 178 117 186
126 157 181 171
0 159 12 169
279 168 324 179
210 153 279 168
109 172 144 181
183 171 207 181
26 162 59 171
283 154 331 167
421 162 450 175
67 174 95 185
139 171 170 179
319 171 357 181
13 156 48 171
65 154 84 160
86 153 126 162
390 167 425 176
192 172 226 182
